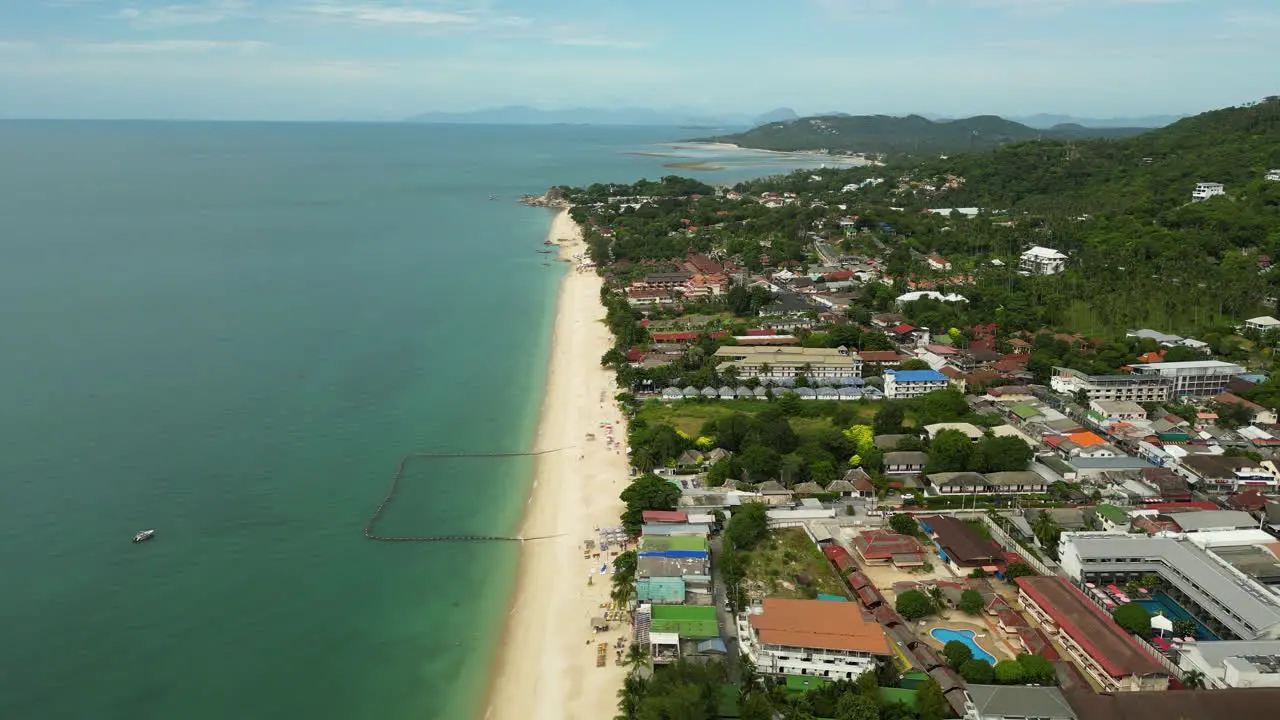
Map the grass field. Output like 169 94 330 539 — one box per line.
740 527 848 601
636 398 889 437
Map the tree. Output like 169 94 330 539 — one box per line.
622 642 649 675
1002 562 1037 582
835 694 878 720
843 424 875 454
619 475 681 534
611 550 638 605
960 658 995 684
968 435 1034 473
739 692 773 720
777 391 802 417
915 678 948 720
959 589 985 615
1030 510 1062 551
925 585 947 616
1112 602 1153 639
925 428 972 473
1183 669 1207 690
994 659 1025 684
889 513 919 536
1017 653 1056 685
726 502 770 550
895 589 934 620
943 640 973 669
874 403 905 434
1173 619 1198 638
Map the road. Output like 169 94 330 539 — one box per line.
708 535 740 682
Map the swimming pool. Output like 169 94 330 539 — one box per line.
930 628 996 664
1135 591 1219 640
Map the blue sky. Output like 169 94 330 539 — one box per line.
0 0 1277 120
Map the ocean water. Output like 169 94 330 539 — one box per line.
0 121 833 720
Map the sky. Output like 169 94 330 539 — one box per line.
0 0 1277 121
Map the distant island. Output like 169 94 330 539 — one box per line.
697 113 1152 157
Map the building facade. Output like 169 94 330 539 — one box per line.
1129 361 1245 398
1192 182 1226 201
737 598 893 681
714 346 863 382
1051 366 1172 402
1178 640 1280 689
884 369 949 399
1019 246 1069 275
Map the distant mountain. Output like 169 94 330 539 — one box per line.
699 113 1151 156
1010 113 1186 129
404 106 752 128
752 108 799 126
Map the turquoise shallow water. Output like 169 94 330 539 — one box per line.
0 121 835 719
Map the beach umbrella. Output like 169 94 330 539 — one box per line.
1151 614 1174 636
1139 588 1149 594
1086 582 1096 588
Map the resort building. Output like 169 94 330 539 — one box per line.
1268 170 1280 182
1245 315 1280 332
1018 246 1068 276
926 471 1047 496
919 516 1002 572
1057 532 1280 640
1014 576 1170 692
737 598 893 680
713 346 863 382
883 369 949 399
1178 640 1280 688
1129 360 1245 398
883 451 928 475
962 685 1077 720
1192 182 1226 201
850 530 927 568
1050 366 1172 403
646 604 721 665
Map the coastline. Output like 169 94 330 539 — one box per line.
485 209 628 720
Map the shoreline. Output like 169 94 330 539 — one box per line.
483 209 628 720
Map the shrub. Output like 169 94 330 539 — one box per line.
943 640 973 669
895 589 934 620
959 589 985 615
1112 602 1153 639
959 659 994 684
994 659 1025 684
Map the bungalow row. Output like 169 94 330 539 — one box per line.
926 471 1049 496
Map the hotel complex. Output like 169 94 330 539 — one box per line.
737 598 893 681
1058 533 1280 641
714 346 863 382
1050 360 1243 401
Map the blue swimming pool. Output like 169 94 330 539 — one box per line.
1135 591 1219 640
930 628 996 664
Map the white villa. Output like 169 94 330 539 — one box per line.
1192 182 1225 202
1019 246 1068 275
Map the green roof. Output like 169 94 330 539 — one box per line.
1095 504 1128 523
898 671 930 690
640 535 709 552
878 688 918 709
651 604 719 638
1010 404 1043 420
786 675 830 693
817 593 848 602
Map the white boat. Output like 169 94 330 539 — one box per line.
134 529 156 543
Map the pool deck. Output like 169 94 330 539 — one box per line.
915 616 1017 663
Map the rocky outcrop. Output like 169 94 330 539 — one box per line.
519 186 571 208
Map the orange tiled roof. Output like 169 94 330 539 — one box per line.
1065 431 1105 447
749 598 891 654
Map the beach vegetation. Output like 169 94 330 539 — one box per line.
612 658 723 720
619 474 681 534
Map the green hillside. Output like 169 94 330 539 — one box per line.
700 113 1147 156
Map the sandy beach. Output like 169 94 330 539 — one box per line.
485 209 628 720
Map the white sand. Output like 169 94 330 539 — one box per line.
485 209 628 720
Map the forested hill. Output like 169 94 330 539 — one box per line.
918 98 1280 214
699 113 1147 156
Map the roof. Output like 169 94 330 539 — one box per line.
1064 431 1105 447
924 422 984 440
965 685 1076 720
985 471 1042 487
1167 509 1257 532
884 369 949 383
1064 688 1280 720
1010 404 1044 420
1063 535 1280 632
1014 576 1167 679
1130 360 1245 372
650 604 719 639
884 451 929 466
874 434 912 450
921 515 1000 564
841 467 875 491
748 598 891 654
860 351 904 363
1094 504 1129 524
642 510 689 523
852 530 926 560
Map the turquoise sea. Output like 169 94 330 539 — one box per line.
0 121 837 720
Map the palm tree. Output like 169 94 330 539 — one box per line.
615 672 648 720
1183 669 1207 690
926 586 947 616
622 642 649 676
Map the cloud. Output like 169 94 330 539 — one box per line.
553 37 647 49
70 39 268 53
302 1 477 27
0 41 37 51
113 1 253 29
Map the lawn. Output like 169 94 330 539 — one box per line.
636 398 888 438
740 527 848 601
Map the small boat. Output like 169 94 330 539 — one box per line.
536 249 554 254
488 194 498 201
134 529 156 543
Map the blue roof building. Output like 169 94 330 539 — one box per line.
883 369 950 399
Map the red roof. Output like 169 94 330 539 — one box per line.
823 545 857 573
1017 627 1060 661
852 530 926 561
1015 576 1166 680
1139 501 1218 511
625 347 644 362
860 351 903 363
746 328 777 336
856 585 884 608
997 608 1030 629
1228 489 1268 511
845 571 872 590
824 271 855 280
642 510 688 523
892 323 916 334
